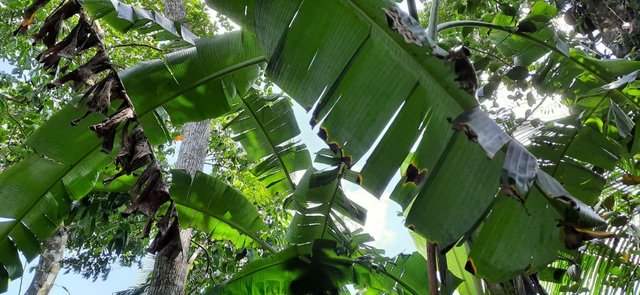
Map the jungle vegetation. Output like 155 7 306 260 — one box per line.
0 0 639 294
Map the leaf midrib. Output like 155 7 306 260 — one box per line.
136 56 266 115
239 95 296 194
344 0 477 110
174 197 276 253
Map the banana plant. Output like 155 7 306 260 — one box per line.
2 0 638 293
0 25 262 293
209 157 433 294
225 92 311 198
82 0 198 45
206 0 613 284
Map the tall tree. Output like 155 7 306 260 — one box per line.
147 122 210 295
146 0 210 294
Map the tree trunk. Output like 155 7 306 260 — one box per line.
161 0 187 21
145 1 211 294
24 227 68 295
147 120 211 295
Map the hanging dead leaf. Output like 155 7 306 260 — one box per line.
88 107 134 153
115 124 153 175
147 205 182 259
37 17 99 71
446 45 478 95
122 163 170 238
49 49 111 90
33 0 81 47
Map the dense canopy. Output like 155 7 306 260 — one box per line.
0 0 639 294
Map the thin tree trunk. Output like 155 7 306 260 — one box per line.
146 2 211 294
24 227 68 295
147 120 211 295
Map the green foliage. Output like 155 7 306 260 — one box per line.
121 30 263 144
63 192 148 281
226 93 311 199
170 169 266 249
0 1 261 290
208 0 603 284
2 0 640 293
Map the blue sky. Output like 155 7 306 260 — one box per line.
4 1 422 293
0 59 12 74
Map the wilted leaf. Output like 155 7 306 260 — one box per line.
535 171 605 228
501 141 538 200
560 223 614 249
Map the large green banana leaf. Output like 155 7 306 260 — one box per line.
170 170 266 249
206 0 607 282
208 242 432 294
122 30 263 144
529 120 620 205
286 166 367 255
226 93 310 198
0 31 262 290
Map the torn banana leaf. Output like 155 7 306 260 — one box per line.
226 93 310 198
83 0 197 45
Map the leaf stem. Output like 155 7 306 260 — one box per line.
550 91 610 177
356 261 421 294
407 0 419 21
110 43 163 52
507 95 548 134
238 95 296 192
187 239 212 295
427 242 439 295
427 0 440 40
320 163 346 240
143 56 267 113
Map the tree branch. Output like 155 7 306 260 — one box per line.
427 0 441 40
110 43 163 52
186 240 212 295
